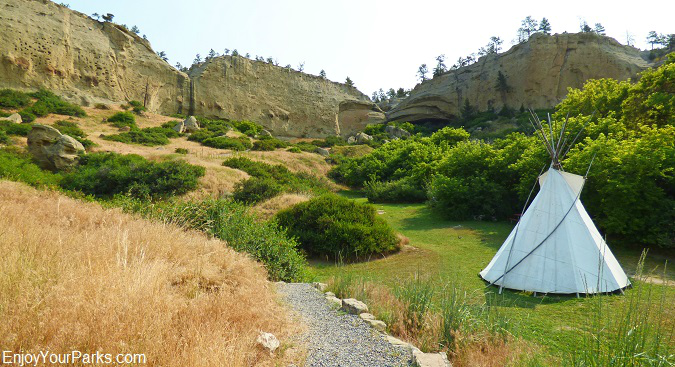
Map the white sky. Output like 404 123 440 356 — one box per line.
64 0 673 97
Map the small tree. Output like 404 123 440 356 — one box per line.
486 36 503 54
224 48 230 55
461 98 477 121
232 49 239 56
377 88 386 101
193 54 202 64
396 88 407 98
594 23 606 35
417 64 428 82
297 62 305 72
207 49 217 60
371 92 379 102
539 17 551 34
666 34 675 51
345 77 354 87
175 62 183 70
102 13 114 22
142 34 147 41
92 13 100 21
495 71 511 93
647 31 660 50
319 69 326 78
580 20 592 33
517 16 538 42
157 51 168 62
387 88 396 99
131 25 140 34
245 53 250 58
433 54 447 77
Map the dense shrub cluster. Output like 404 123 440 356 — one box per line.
52 120 94 148
126 100 146 115
332 56 675 247
252 136 288 151
113 197 308 282
202 136 252 150
107 111 136 128
20 89 86 119
103 127 179 146
223 156 329 203
60 153 205 198
0 147 62 187
276 194 400 260
231 120 263 136
0 131 8 145
0 120 32 136
0 89 32 109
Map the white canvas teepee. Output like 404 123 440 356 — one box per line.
479 112 630 295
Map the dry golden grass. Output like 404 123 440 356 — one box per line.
252 193 312 220
0 180 301 366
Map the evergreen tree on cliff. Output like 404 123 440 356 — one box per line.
539 18 551 34
417 64 428 82
345 77 354 88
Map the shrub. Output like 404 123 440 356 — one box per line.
287 146 301 153
293 142 318 152
94 103 109 110
175 148 188 154
60 153 205 198
107 111 136 128
0 131 9 145
231 120 262 136
275 194 399 260
18 111 36 123
103 129 170 146
311 136 346 148
252 137 288 151
128 100 146 115
0 147 62 187
0 89 32 109
0 121 32 136
21 89 86 117
364 177 427 203
53 120 94 148
233 177 283 204
113 197 308 282
202 136 252 150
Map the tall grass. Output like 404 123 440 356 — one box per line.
567 251 674 366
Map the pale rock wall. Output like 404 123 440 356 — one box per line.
0 0 189 114
388 32 652 123
189 56 372 138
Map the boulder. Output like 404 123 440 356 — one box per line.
324 291 335 298
118 126 131 132
27 124 85 171
412 349 452 367
359 313 376 321
385 125 411 139
256 331 280 354
337 100 386 137
173 120 185 133
259 129 273 138
183 116 200 133
0 113 22 123
354 132 372 144
312 282 327 292
341 298 368 315
326 296 342 308
315 147 330 157
363 318 387 332
347 136 356 144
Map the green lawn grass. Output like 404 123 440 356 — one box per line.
310 192 675 362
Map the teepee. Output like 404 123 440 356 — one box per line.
479 112 630 295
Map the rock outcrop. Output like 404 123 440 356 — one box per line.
0 0 189 114
0 113 22 124
388 32 653 123
27 124 84 170
188 56 372 137
336 100 386 136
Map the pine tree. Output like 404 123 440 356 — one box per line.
495 71 511 93
193 54 201 64
157 51 168 62
92 13 100 21
387 88 396 99
231 49 239 56
433 55 446 77
319 70 326 78
594 23 606 35
417 64 428 82
297 62 305 72
102 13 114 22
207 49 217 60
345 77 354 87
580 20 592 33
224 48 230 55
539 18 551 34
461 98 476 121
131 25 140 34
647 31 660 50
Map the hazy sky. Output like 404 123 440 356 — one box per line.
64 0 673 96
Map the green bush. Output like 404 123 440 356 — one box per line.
232 177 283 204
293 142 319 152
21 89 86 117
19 111 36 123
276 194 399 260
364 177 427 203
202 136 252 150
112 197 308 282
60 153 205 198
311 136 346 148
287 146 301 153
231 120 262 136
175 148 188 154
0 147 62 187
0 89 32 109
107 111 136 128
252 137 288 151
0 131 10 145
0 121 32 136
128 100 146 115
103 127 178 146
52 120 94 148
94 103 110 110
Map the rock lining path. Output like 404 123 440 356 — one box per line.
277 282 413 367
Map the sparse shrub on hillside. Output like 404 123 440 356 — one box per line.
128 100 146 115
102 127 179 146
113 197 308 282
231 120 263 136
311 136 346 148
0 89 32 109
0 120 32 136
107 111 136 128
287 146 301 153
20 89 86 118
53 120 94 148
175 148 188 154
18 111 36 123
60 153 204 198
94 103 109 110
0 131 9 145
293 142 319 152
275 194 399 261
252 136 288 151
202 136 252 150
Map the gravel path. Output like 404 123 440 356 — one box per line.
277 283 413 367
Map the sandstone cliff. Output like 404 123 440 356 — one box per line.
189 56 376 137
0 0 189 114
388 32 653 123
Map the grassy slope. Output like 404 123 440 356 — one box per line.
311 193 675 361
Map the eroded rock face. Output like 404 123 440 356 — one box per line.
27 124 85 170
183 116 200 133
0 0 189 115
336 100 386 137
188 56 371 138
388 32 652 123
0 113 22 123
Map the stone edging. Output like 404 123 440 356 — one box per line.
312 282 452 367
